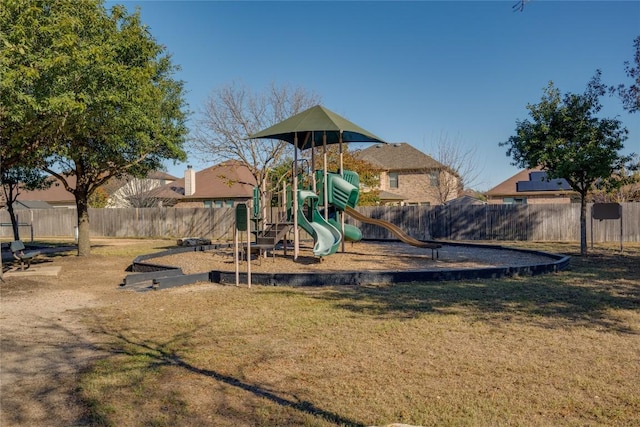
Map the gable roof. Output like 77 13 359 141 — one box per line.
378 190 406 201
146 170 177 180
356 142 444 171
444 195 486 206
102 170 178 197
16 176 75 204
152 160 257 200
486 168 575 197
14 200 54 209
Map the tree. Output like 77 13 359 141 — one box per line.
88 186 110 208
512 0 531 12
590 165 640 203
1 1 189 255
427 132 483 204
190 81 321 193
0 165 52 240
308 145 380 186
266 157 294 207
501 74 635 255
610 36 640 114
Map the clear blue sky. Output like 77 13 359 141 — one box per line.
113 0 639 191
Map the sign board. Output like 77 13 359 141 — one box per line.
235 203 248 231
592 203 621 220
590 202 623 252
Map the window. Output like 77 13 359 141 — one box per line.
214 200 224 208
204 200 213 208
429 171 439 187
503 197 527 205
389 172 398 189
225 200 234 208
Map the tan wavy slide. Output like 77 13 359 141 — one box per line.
344 206 441 250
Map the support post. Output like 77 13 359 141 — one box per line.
339 131 345 253
234 203 251 288
620 207 623 254
293 133 299 260
247 203 251 287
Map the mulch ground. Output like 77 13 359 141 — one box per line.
149 240 558 275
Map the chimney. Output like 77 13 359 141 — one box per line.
185 165 196 196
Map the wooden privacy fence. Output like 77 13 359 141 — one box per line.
352 204 639 242
0 203 638 242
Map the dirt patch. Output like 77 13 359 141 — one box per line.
0 248 137 427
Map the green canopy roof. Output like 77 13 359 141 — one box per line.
248 105 387 150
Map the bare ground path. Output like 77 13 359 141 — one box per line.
1 245 137 427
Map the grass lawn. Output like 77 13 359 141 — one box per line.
78 242 639 427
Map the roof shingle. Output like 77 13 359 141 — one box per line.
356 143 444 171
154 160 256 200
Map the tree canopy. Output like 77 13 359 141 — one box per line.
610 36 640 114
501 74 635 255
1 0 189 255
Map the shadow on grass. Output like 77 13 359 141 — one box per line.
0 317 105 426
81 327 366 427
312 250 640 334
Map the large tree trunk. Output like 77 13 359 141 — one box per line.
579 192 588 256
76 192 91 256
6 202 20 241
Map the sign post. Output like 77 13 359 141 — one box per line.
235 203 251 287
591 203 623 253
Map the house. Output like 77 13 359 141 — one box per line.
105 171 177 208
10 171 178 209
355 142 460 205
13 176 76 208
149 161 257 208
9 163 256 209
444 194 486 207
485 168 577 204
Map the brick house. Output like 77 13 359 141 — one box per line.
149 160 256 208
485 168 577 204
356 142 460 205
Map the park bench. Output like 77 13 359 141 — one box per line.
10 240 41 271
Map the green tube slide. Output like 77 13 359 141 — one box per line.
297 190 341 257
328 218 363 242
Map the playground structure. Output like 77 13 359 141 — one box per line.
248 165 441 262
245 105 441 261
